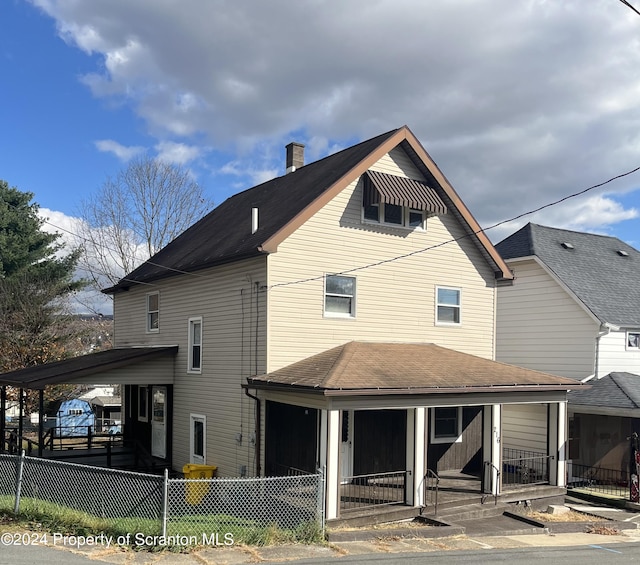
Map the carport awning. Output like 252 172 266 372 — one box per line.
0 346 178 390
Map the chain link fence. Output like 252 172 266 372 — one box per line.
0 453 325 545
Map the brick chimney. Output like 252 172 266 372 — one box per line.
285 142 305 174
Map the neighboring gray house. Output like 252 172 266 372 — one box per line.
495 222 640 470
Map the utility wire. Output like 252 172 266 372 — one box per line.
4 160 640 293
619 0 640 17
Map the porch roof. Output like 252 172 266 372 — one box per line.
0 346 178 390
247 342 581 396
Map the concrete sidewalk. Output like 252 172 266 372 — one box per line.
28 526 640 564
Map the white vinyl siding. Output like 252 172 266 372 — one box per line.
267 148 498 372
496 259 599 379
113 257 267 476
597 330 640 376
502 404 547 454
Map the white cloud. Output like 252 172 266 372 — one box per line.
29 0 640 236
95 139 145 161
154 141 202 165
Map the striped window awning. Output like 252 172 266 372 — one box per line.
363 170 447 215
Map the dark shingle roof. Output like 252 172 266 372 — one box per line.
247 341 578 395
104 129 400 292
495 223 640 326
569 372 640 409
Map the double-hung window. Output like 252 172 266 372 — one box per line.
436 287 461 325
147 293 159 332
431 407 463 443
188 317 203 373
324 275 356 317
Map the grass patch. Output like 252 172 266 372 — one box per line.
0 497 324 549
524 509 598 523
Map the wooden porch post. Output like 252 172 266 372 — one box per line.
38 389 44 458
325 409 340 520
407 407 426 507
548 401 567 487
0 386 6 453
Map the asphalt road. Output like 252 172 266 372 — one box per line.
2 541 640 565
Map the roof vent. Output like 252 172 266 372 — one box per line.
617 249 629 257
285 142 305 174
561 242 574 249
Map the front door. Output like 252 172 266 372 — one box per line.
151 386 166 458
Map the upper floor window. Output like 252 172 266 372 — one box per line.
147 292 159 332
628 332 640 349
188 317 203 373
436 287 461 325
363 201 425 229
325 275 356 318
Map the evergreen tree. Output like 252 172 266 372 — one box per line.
0 180 86 374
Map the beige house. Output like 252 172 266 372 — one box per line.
1 127 579 520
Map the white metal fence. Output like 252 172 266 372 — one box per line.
0 452 325 545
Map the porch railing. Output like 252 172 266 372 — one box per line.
502 448 552 487
340 470 409 511
568 463 628 498
423 468 439 515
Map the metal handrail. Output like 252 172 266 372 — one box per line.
483 461 500 505
424 468 440 515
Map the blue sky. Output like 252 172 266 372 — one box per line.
2 0 640 285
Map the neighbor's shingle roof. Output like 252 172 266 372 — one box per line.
495 223 640 326
247 342 578 395
569 372 640 410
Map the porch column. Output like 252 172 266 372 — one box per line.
407 407 426 507
483 404 502 495
324 409 341 520
548 401 567 487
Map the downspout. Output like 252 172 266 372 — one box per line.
244 386 262 476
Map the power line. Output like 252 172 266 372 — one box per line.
619 0 640 17
4 160 640 293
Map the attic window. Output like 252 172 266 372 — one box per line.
561 242 574 250
362 170 446 228
617 250 629 257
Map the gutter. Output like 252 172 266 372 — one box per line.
244 382 586 397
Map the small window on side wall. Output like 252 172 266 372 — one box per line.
627 332 640 349
147 293 159 332
436 287 461 325
431 407 462 444
188 317 203 373
325 275 356 317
